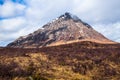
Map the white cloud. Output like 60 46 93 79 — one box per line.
0 0 26 18
72 0 120 24
0 17 26 31
73 0 97 13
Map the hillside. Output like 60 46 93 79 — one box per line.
0 41 120 80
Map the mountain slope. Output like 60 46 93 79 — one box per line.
7 12 111 48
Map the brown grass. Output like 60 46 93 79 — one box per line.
47 39 117 47
0 41 120 80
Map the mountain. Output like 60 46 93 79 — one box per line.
7 12 112 48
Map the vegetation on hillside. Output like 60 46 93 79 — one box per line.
0 41 120 80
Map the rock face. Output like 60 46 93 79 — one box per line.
7 12 110 48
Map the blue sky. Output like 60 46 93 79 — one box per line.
0 0 120 46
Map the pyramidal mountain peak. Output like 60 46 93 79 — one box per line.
7 12 112 48
59 12 81 21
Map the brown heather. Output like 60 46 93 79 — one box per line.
0 41 120 80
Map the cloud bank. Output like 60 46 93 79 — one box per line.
0 0 120 46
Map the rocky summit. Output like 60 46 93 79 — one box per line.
7 12 111 48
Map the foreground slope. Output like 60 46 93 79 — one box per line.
7 12 111 48
0 41 120 80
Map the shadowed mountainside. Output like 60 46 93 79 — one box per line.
0 41 120 80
